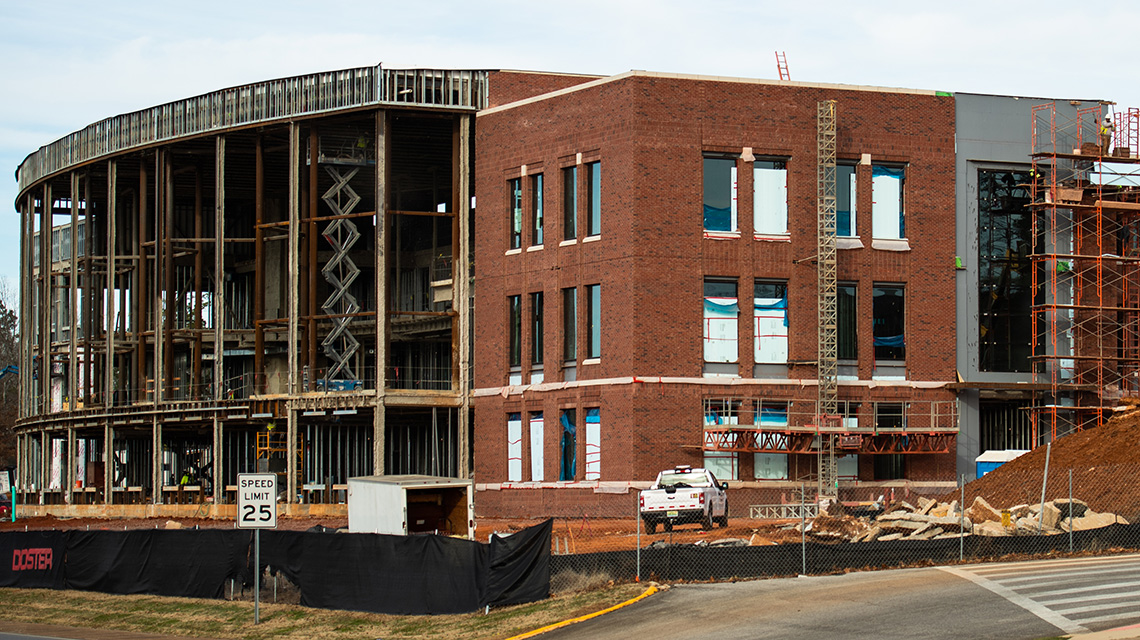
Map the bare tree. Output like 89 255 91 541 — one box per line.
0 278 18 468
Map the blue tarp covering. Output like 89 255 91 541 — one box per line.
704 204 732 231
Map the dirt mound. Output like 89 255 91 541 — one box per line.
956 400 1140 522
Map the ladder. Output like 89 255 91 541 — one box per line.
776 51 791 81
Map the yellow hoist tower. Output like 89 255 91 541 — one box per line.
816 100 840 502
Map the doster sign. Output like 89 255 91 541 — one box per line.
237 473 277 529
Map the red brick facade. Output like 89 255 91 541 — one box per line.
473 72 958 517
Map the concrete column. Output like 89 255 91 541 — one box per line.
39 430 47 505
152 416 162 504
214 136 226 401
40 183 51 414
374 109 387 475
287 124 300 396
66 427 76 504
103 423 113 505
69 172 79 410
105 161 117 408
286 407 297 505
212 416 223 505
456 114 472 478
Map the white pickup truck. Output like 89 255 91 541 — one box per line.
639 465 729 533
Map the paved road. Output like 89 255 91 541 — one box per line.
543 554 1140 640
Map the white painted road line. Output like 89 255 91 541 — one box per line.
939 565 1090 635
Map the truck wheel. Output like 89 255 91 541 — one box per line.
701 514 713 530
718 502 729 527
646 520 657 534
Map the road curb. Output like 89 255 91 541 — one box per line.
504 584 660 640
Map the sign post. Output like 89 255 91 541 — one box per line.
237 473 277 625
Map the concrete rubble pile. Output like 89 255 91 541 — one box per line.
780 495 1130 544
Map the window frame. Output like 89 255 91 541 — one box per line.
531 291 544 366
562 287 577 363
508 294 522 370
753 159 788 235
531 173 544 246
836 163 857 237
508 177 522 250
871 164 906 240
563 165 578 241
704 278 740 366
872 283 906 361
586 161 601 237
703 154 738 233
753 279 788 364
838 282 858 361
585 284 601 359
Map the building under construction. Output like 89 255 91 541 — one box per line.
14 67 483 516
13 63 1135 518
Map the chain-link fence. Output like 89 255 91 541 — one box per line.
541 461 1140 588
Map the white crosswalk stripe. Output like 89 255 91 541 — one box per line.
939 554 1140 634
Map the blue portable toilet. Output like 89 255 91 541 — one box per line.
975 449 1029 477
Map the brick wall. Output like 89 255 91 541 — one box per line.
473 72 959 515
487 70 601 108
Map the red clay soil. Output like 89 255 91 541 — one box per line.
953 399 1140 521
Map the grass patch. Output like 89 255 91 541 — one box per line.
0 583 650 640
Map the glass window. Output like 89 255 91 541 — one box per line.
753 160 788 234
586 161 601 236
704 279 739 363
703 451 738 481
563 166 578 240
507 413 523 482
836 164 857 237
531 292 544 365
584 408 601 480
529 412 544 482
562 287 576 362
978 169 1033 372
754 280 788 364
559 409 576 481
873 285 905 360
871 166 905 239
531 173 544 246
703 156 737 232
838 283 857 360
586 284 601 358
508 178 522 250
508 295 521 368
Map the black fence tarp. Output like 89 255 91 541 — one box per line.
65 529 249 598
0 530 67 589
260 519 552 614
0 519 552 616
552 522 1140 582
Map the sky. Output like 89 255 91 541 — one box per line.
3 0 1140 297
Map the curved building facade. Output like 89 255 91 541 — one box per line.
14 66 485 517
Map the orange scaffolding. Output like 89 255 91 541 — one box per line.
1029 103 1140 444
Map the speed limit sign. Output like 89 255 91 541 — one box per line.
237 473 278 529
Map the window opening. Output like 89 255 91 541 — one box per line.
871 165 905 239
507 413 522 482
562 287 577 363
563 166 577 240
531 292 544 366
753 400 788 480
704 278 739 365
586 161 601 236
754 280 788 363
978 169 1033 372
703 155 737 232
836 164 857 236
508 178 522 249
586 284 601 358
529 412 544 481
584 408 601 480
838 283 857 360
531 173 544 246
559 409 576 481
753 160 788 234
508 295 522 369
873 284 905 360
